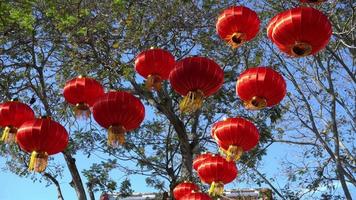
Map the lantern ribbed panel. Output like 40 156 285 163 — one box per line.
173 182 199 200
0 101 35 128
193 153 213 171
180 192 212 200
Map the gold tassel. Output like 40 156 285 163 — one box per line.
74 103 91 119
226 32 246 49
179 90 204 113
208 181 225 196
224 145 244 162
107 125 126 147
28 151 48 172
145 75 162 91
1 126 17 144
244 96 267 110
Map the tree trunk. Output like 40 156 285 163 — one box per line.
63 152 87 200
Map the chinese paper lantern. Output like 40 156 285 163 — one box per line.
216 6 260 48
236 67 286 110
0 100 35 144
173 182 199 200
267 7 332 57
16 117 69 172
197 154 237 196
169 57 224 113
92 91 145 147
63 76 104 119
300 0 326 3
180 192 212 200
193 152 213 171
211 117 259 161
135 48 175 91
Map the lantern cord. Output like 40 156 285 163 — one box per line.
74 103 91 119
209 181 225 196
222 145 244 162
244 96 267 110
0 126 17 144
226 32 246 49
179 90 204 113
145 75 162 91
108 125 126 147
28 151 48 172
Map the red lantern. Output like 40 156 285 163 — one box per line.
216 6 260 48
135 48 175 91
16 117 69 172
92 91 145 147
193 152 213 171
169 57 224 113
236 67 286 110
197 154 237 196
180 192 212 200
63 76 104 119
0 100 35 144
267 7 332 57
211 117 259 161
300 0 326 3
173 182 199 200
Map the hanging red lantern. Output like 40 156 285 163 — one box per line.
267 7 332 57
193 152 213 171
135 48 175 91
0 100 35 144
300 0 326 3
196 154 237 196
180 192 212 200
63 76 104 119
169 56 224 113
236 67 286 110
92 91 145 147
173 182 199 200
211 117 259 161
216 6 260 48
16 117 69 172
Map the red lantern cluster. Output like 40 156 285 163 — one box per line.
0 100 35 144
17 117 69 172
169 56 224 113
236 67 286 110
212 117 259 161
63 76 104 119
173 182 199 200
267 7 332 57
195 154 237 196
92 91 145 147
216 6 260 48
135 48 175 91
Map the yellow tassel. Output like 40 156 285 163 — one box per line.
1 126 17 144
74 103 91 119
208 181 224 196
28 151 48 172
145 75 162 91
244 96 267 110
179 90 204 113
224 145 244 162
108 125 126 147
226 32 246 49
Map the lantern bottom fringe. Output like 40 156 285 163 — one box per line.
74 103 91 119
209 181 225 196
222 145 244 162
146 75 162 91
291 42 312 57
28 151 48 172
108 125 126 147
227 32 246 49
0 126 17 144
179 90 204 113
244 96 267 110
